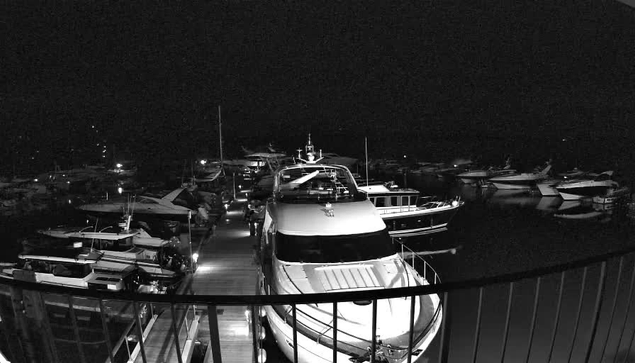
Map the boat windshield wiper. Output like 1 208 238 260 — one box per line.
280 170 320 190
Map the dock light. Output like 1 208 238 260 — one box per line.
118 187 123 194
224 203 229 210
68 199 72 205
192 253 199 263
33 178 38 182
116 163 123 168
257 348 267 363
200 159 207 165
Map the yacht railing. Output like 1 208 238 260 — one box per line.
2 244 635 363
394 238 442 285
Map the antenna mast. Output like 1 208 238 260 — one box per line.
365 137 369 186
218 105 223 166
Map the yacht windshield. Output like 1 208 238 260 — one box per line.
277 166 362 202
275 229 394 263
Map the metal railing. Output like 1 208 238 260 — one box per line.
2 244 635 363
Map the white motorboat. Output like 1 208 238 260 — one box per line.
457 166 516 185
258 137 442 363
555 171 619 201
77 187 198 220
358 182 463 237
0 249 161 293
37 215 181 250
488 163 552 190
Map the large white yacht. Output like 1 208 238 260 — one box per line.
257 138 442 363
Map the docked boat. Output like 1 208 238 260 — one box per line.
77 187 198 221
0 249 162 293
488 163 552 190
36 215 182 250
358 182 463 237
457 164 516 185
592 186 630 204
257 137 442 363
555 171 619 201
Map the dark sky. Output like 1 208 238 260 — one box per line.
2 1 635 173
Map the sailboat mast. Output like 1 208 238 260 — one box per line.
218 105 223 166
365 137 369 186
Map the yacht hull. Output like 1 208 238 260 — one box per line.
381 205 461 237
556 186 616 201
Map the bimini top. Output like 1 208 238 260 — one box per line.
269 199 386 236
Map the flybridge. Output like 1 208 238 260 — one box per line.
273 135 366 203
274 164 365 203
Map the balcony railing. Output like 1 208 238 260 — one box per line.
1 243 635 363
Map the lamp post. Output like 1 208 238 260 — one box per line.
188 211 194 273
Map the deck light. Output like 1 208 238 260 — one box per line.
451 200 459 207
118 187 123 194
192 253 199 263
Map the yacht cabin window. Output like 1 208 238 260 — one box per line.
275 229 394 263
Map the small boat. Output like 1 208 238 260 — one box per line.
457 158 515 185
555 171 619 201
37 215 180 250
358 182 463 237
489 163 552 190
258 136 442 363
77 187 198 221
592 186 631 204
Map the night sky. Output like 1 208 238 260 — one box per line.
2 1 635 175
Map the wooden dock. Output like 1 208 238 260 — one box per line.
190 195 258 363
133 192 257 363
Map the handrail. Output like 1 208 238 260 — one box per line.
3 242 635 305
394 238 441 285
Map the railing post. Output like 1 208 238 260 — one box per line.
438 292 452 363
292 304 298 363
524 277 541 363
471 287 484 363
207 304 222 363
67 295 86 363
500 282 514 363
408 294 416 363
371 299 378 363
133 301 148 363
584 261 608 363
566 267 588 362
332 302 338 363
598 257 624 361
170 304 184 363
615 257 635 363
546 271 566 362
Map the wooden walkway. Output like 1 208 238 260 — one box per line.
190 194 258 363
127 189 258 363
